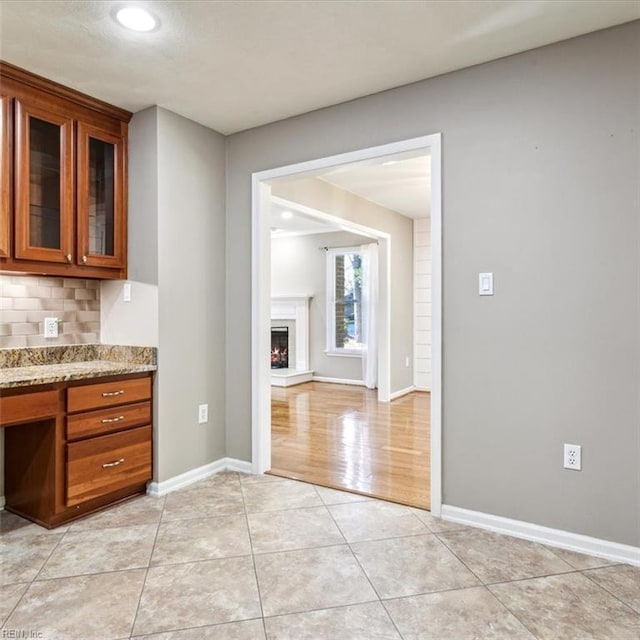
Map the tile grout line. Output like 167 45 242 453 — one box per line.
432 531 489 585
481 583 544 640
578 567 640 616
325 502 382 596
322 492 406 639
0 582 31 630
129 618 265 639
428 531 548 640
31 526 69 583
240 478 269 638
127 502 165 638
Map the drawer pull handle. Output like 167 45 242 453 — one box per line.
101 415 125 424
102 390 124 397
102 458 125 468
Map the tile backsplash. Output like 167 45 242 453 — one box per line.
0 275 100 348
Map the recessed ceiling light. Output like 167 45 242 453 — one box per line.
382 160 400 166
281 211 293 220
116 7 156 32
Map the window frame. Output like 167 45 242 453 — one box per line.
325 246 364 357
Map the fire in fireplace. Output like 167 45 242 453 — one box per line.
271 327 289 369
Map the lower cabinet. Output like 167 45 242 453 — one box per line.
1 372 153 528
67 426 152 507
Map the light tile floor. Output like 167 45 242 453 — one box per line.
1 472 639 639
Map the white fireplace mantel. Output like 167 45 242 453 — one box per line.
271 296 311 373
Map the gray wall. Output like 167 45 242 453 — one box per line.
123 106 227 484
272 178 415 392
272 230 375 381
226 23 640 546
156 108 227 482
128 107 159 286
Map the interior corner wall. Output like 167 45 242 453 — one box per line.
101 106 160 350
271 178 414 392
120 106 226 485
226 22 640 546
155 107 227 482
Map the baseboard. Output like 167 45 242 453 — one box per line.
441 505 640 567
224 457 253 474
271 369 314 387
312 376 365 386
414 385 431 392
147 457 253 496
390 385 415 400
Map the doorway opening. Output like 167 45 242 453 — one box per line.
251 134 442 515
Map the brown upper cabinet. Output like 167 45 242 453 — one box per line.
0 62 131 279
0 95 10 259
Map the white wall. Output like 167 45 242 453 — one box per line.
271 230 374 381
100 280 158 347
413 218 431 390
271 178 414 393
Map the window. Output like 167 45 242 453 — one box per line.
326 247 363 354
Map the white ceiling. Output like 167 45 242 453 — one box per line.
0 1 638 134
271 152 431 237
270 199 343 237
321 154 431 219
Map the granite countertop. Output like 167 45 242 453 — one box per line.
0 344 157 389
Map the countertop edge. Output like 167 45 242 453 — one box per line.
0 363 157 390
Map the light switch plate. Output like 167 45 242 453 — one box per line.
479 272 494 296
123 282 132 302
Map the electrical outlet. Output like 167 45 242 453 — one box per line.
564 443 581 471
198 404 209 424
405 356 410 367
43 317 59 338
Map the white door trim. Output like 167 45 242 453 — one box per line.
251 133 443 516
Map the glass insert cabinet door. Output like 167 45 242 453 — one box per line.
14 100 74 263
76 123 125 269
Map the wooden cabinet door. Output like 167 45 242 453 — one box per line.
14 99 74 263
76 122 126 269
0 96 10 258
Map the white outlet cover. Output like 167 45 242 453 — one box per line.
198 404 209 424
44 317 59 338
563 443 582 471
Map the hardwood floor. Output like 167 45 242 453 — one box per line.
270 382 430 509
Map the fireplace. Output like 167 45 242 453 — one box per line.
271 297 313 386
271 327 289 369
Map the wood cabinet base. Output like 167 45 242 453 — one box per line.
5 484 148 530
1 372 153 528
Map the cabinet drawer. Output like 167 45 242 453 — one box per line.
66 425 152 507
0 389 58 427
67 376 151 413
67 401 152 441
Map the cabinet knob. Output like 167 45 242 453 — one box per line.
82 255 88 264
66 254 72 263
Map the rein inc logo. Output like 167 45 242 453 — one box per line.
2 631 43 639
